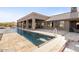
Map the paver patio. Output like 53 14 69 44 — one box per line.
0 33 37 52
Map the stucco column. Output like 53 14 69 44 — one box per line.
17 22 18 27
44 22 48 28
49 21 52 28
19 22 21 28
32 18 36 30
26 20 28 29
17 22 19 27
20 22 21 28
64 21 70 31
21 22 23 29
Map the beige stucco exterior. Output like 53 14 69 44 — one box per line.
17 7 79 32
17 12 49 30
64 21 70 31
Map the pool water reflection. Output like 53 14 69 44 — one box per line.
17 28 54 46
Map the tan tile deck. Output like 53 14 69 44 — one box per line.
0 33 37 52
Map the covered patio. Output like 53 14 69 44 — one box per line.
17 7 79 32
47 12 79 32
17 12 49 30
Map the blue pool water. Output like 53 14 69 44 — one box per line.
16 28 54 46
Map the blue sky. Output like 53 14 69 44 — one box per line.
0 7 70 22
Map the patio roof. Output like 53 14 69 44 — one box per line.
17 12 49 22
47 12 79 21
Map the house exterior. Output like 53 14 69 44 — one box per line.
17 12 50 30
17 7 79 32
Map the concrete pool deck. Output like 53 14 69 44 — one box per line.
0 32 37 52
35 29 79 52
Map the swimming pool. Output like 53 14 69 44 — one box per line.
0 28 54 46
16 28 54 46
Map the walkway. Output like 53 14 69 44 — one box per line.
0 33 37 52
36 29 79 52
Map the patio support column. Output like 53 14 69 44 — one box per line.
18 22 19 27
21 21 24 29
17 22 18 27
64 21 70 31
49 21 52 28
20 22 21 28
26 20 28 29
20 22 22 28
44 22 48 29
17 22 20 27
47 21 51 29
21 22 22 28
23 21 24 28
32 18 36 30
